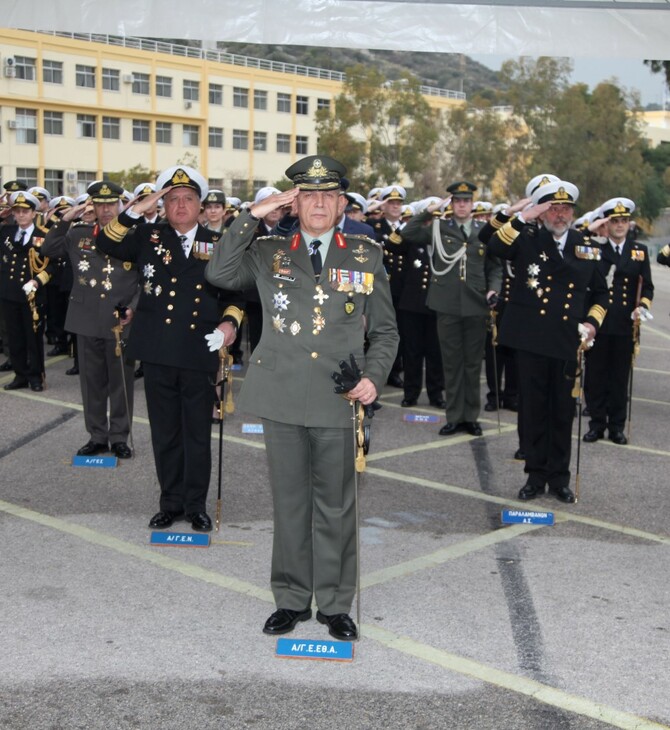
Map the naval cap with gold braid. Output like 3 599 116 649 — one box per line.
600 197 635 219
531 180 579 207
285 155 347 191
156 165 209 201
9 191 39 209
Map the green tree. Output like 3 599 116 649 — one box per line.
315 64 439 192
107 164 157 191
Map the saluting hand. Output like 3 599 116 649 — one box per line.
249 188 299 221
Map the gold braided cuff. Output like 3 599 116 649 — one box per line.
588 304 606 327
640 297 652 310
36 271 51 286
103 217 131 243
660 244 670 257
490 212 510 230
496 221 519 246
222 306 244 329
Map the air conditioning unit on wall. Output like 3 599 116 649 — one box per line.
7 120 17 129
122 74 133 84
66 171 77 182
4 58 16 78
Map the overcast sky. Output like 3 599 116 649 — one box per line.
471 55 668 107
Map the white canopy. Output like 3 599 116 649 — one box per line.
4 0 670 59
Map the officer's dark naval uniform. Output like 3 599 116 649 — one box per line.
488 200 608 502
584 211 653 443
43 200 140 455
96 184 244 525
0 213 53 391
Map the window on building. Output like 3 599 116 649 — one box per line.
317 98 330 111
209 83 223 105
232 129 248 150
276 133 291 154
156 122 172 144
253 180 267 193
16 168 38 188
208 178 224 190
209 127 223 148
253 131 267 152
15 108 37 144
233 87 249 108
76 171 97 196
156 75 172 98
44 169 64 196
183 79 200 102
102 68 120 91
132 120 150 142
277 93 291 113
231 179 249 199
296 95 309 115
76 64 96 88
183 124 199 146
15 56 36 81
77 114 96 139
42 59 63 84
254 89 268 111
43 111 63 136
102 116 121 140
296 135 309 155
132 72 150 95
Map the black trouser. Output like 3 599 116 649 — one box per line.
2 298 45 385
143 363 216 516
399 309 443 402
516 350 575 490
485 334 518 406
584 334 632 433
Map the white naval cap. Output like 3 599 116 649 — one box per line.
525 173 560 199
155 165 209 201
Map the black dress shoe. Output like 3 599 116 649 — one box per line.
134 365 144 379
66 365 80 376
502 399 518 412
188 512 213 532
263 607 312 635
609 430 628 445
29 382 43 392
401 398 417 407
513 449 526 461
429 399 446 409
550 485 576 503
386 373 404 388
0 360 13 372
3 378 28 391
583 428 604 443
316 611 358 641
464 421 483 436
47 345 68 357
76 441 108 456
518 484 543 500
439 422 461 436
111 441 132 459
484 401 498 412
148 511 183 529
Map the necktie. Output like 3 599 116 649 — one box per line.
615 245 622 262
310 239 322 277
555 240 563 258
179 234 189 257
460 225 467 239
17 231 26 246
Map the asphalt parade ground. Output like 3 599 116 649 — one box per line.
1 266 669 730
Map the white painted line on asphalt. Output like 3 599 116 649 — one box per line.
366 467 670 546
644 324 670 342
364 624 670 730
361 522 547 588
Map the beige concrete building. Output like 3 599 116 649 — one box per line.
0 29 464 199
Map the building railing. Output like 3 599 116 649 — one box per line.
37 30 466 98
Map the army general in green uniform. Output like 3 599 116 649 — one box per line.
206 156 398 641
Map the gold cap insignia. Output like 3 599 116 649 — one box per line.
305 159 327 178
15 193 26 204
613 201 627 215
171 169 191 186
456 183 469 193
555 187 569 201
100 184 111 196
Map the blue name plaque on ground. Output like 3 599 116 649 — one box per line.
150 531 210 547
502 509 555 526
242 423 264 434
231 364 243 371
72 455 117 468
276 638 354 662
402 414 440 424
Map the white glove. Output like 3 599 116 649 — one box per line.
578 323 595 348
631 306 653 322
22 280 37 295
205 328 225 352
